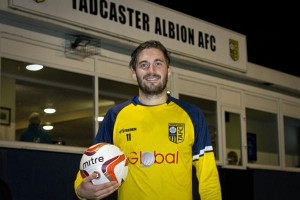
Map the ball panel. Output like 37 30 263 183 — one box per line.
102 154 126 182
120 159 129 183
80 170 89 179
84 142 107 156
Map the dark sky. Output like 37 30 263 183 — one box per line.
148 1 299 77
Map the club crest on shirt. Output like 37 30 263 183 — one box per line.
168 123 185 144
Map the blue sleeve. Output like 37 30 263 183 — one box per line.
192 109 212 157
93 99 133 145
170 96 212 158
93 109 115 144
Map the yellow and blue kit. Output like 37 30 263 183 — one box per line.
75 95 221 200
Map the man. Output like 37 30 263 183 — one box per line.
74 40 222 199
20 112 52 144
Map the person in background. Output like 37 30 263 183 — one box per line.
20 112 52 144
74 40 222 200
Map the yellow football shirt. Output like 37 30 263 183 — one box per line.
75 95 221 200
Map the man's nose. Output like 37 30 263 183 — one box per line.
148 63 156 73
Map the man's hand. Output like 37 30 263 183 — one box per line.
76 173 119 200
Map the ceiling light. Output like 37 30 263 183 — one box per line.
26 64 43 71
44 108 56 114
43 123 53 130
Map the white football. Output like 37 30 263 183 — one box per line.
80 142 128 185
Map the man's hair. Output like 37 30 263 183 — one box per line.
129 40 171 70
28 112 41 125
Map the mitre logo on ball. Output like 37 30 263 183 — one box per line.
80 142 128 185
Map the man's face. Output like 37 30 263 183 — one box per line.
132 48 170 95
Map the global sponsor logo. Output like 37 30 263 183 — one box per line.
128 151 179 166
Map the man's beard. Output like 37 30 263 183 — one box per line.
137 73 168 95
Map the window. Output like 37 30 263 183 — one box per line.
1 58 94 147
284 116 300 168
224 111 242 166
98 77 138 127
246 108 279 166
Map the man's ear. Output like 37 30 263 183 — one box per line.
131 67 137 80
168 67 171 77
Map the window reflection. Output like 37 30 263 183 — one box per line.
246 108 279 166
1 58 94 147
98 78 138 127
